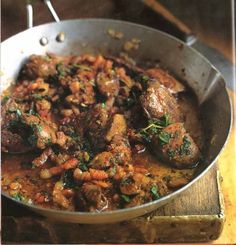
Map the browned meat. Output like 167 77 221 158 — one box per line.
107 135 132 165
152 123 200 168
146 68 185 94
140 82 182 123
106 114 127 142
89 152 113 170
82 104 111 151
20 54 57 79
96 71 120 97
81 182 108 211
32 148 53 167
1 129 33 153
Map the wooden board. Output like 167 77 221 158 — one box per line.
2 164 224 243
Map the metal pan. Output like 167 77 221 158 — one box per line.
1 1 232 223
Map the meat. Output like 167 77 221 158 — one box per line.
140 82 182 123
20 54 57 79
146 68 185 94
81 182 108 211
152 123 200 169
1 129 33 153
82 103 111 151
107 134 132 165
106 114 127 142
96 71 120 97
89 152 113 170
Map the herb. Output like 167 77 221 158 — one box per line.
121 177 132 185
12 193 26 202
101 102 106 108
63 169 76 188
110 165 117 175
158 131 171 144
31 94 44 100
2 95 10 104
79 162 88 172
179 136 191 155
167 149 176 159
150 185 160 200
121 194 131 203
28 108 37 115
139 114 171 142
141 75 150 82
56 63 66 77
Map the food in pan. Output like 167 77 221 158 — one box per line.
1 53 204 212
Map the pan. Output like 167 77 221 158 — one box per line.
1 1 232 223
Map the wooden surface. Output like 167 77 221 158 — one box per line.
214 90 236 244
2 164 224 243
1 0 235 243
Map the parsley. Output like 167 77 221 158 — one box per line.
56 63 66 77
63 169 76 188
79 162 88 172
158 131 171 144
141 75 150 82
179 136 191 155
12 193 25 202
101 102 106 108
167 149 176 159
31 94 44 100
2 95 10 104
121 194 131 203
150 185 160 200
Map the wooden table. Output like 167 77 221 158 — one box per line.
1 0 235 243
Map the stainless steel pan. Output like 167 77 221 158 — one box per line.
1 1 232 223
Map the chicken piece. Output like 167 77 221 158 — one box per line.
140 82 182 123
89 152 113 170
81 183 108 211
152 123 200 169
146 68 185 94
20 54 57 79
106 114 127 142
107 134 132 165
32 147 53 167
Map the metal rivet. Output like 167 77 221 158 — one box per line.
56 32 65 42
39 37 49 46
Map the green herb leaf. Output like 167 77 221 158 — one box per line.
158 131 171 144
179 136 191 155
121 194 131 203
2 95 10 104
150 185 160 200
63 169 76 188
101 102 106 109
79 162 88 172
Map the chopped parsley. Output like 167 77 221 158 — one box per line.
101 102 106 108
158 131 171 144
139 115 171 143
12 193 26 202
79 162 88 172
179 136 191 155
2 95 10 104
63 169 76 188
121 194 131 203
150 185 160 200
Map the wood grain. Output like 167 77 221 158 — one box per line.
214 90 236 244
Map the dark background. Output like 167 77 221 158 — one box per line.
1 0 234 61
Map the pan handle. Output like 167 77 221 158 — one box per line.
142 0 197 46
26 0 60 29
